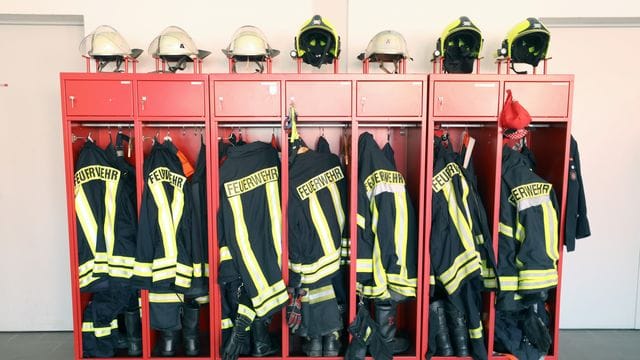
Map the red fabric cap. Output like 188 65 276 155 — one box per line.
500 89 531 130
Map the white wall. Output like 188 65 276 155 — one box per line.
0 22 83 330
1 1 639 330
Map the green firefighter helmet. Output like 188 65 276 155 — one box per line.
498 17 550 67
293 15 340 68
434 16 483 73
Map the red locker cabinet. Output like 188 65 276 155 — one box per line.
424 74 574 360
212 80 281 118
137 74 209 119
356 80 424 119
62 73 135 119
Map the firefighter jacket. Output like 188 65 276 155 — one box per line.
74 140 137 292
429 138 495 360
356 132 417 300
498 146 560 310
565 136 591 251
185 141 209 298
288 148 346 288
218 141 288 319
133 140 193 293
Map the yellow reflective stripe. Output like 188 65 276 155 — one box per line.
94 253 107 262
519 269 558 290
238 303 256 320
82 322 93 332
301 285 336 304
387 274 417 287
152 257 176 269
499 222 513 237
499 276 518 291
229 196 269 291
103 179 118 259
153 268 176 282
75 185 98 254
460 174 473 232
484 278 498 288
79 260 95 277
429 275 436 285
442 182 475 251
356 259 373 273
170 181 185 234
542 201 559 262
94 326 112 338
289 248 340 274
175 275 192 288
469 325 483 339
109 255 134 268
93 263 109 274
251 280 287 309
442 260 481 295
357 214 366 229
109 267 133 279
133 262 152 277
328 183 346 233
195 295 209 304
220 246 232 262
474 234 484 245
439 250 478 285
149 292 184 303
371 201 390 297
301 258 340 285
79 274 99 288
176 263 193 277
265 181 282 267
148 179 177 257
309 192 337 256
388 284 416 297
221 318 234 329
254 290 288 317
393 192 409 283
516 222 526 243
193 263 203 278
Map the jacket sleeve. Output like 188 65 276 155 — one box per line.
217 207 241 286
175 184 194 291
515 186 560 294
572 137 591 240
287 197 304 289
132 184 155 290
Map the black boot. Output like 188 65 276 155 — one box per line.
302 336 323 357
124 310 142 356
429 300 453 356
375 300 410 354
155 330 180 357
182 304 200 356
445 302 470 357
251 316 278 356
323 331 341 357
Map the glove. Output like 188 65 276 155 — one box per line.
222 313 252 360
286 288 305 333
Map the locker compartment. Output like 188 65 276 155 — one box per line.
432 81 499 117
286 81 352 117
505 81 570 118
66 123 141 359
356 81 423 117
140 124 212 358
213 81 281 117
355 125 427 357
138 80 207 118
426 124 499 359
65 80 134 117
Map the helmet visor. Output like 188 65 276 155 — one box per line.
80 25 131 57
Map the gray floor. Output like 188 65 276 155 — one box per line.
0 330 639 359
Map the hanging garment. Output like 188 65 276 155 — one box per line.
565 135 591 251
497 145 560 311
356 132 417 300
185 141 209 298
218 141 288 319
74 140 137 292
288 148 346 336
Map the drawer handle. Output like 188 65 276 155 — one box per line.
140 96 147 111
437 96 444 108
218 96 224 110
69 95 75 108
360 96 366 112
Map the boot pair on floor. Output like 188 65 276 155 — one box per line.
429 300 470 357
155 305 202 357
302 331 341 357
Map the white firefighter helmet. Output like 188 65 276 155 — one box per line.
222 25 280 58
79 25 142 71
361 30 410 60
148 26 210 72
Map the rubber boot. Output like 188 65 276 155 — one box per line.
323 331 341 357
182 305 200 356
124 310 142 356
375 301 410 354
445 302 470 357
251 316 278 356
302 336 323 357
429 300 453 356
155 330 180 357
